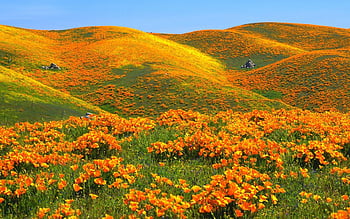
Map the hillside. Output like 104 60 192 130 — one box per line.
159 22 350 112
157 29 305 70
0 25 290 121
1 22 349 123
232 22 350 51
228 48 350 112
0 65 103 125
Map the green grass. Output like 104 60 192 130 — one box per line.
252 89 284 99
110 63 157 87
0 66 101 125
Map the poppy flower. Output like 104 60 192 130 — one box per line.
89 193 98 199
73 184 82 192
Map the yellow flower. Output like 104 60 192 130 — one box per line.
89 193 98 200
70 164 79 171
191 185 201 193
301 199 308 203
313 195 321 201
37 208 50 219
271 194 278 204
94 177 106 185
102 214 114 219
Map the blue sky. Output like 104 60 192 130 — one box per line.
1 0 349 33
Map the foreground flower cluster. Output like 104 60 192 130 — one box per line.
0 109 349 218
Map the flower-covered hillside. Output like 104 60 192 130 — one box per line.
233 22 350 51
0 25 291 120
158 28 305 70
228 48 350 112
160 22 350 112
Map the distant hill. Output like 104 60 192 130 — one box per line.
229 48 350 112
158 22 350 112
156 28 305 70
232 22 350 50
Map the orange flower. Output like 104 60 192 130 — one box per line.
89 193 98 200
289 171 298 178
58 180 67 190
129 201 139 211
102 214 114 219
37 208 50 219
94 177 106 185
70 164 79 171
258 203 265 210
326 197 333 203
48 179 57 185
313 195 321 201
178 179 187 185
183 188 191 193
300 191 312 198
342 195 349 201
235 209 244 217
300 168 310 178
199 204 213 213
73 184 82 192
301 199 308 203
191 185 201 193
65 199 74 204
14 188 26 197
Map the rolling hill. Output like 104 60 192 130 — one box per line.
0 22 349 123
158 22 350 112
232 22 350 51
228 48 350 112
157 28 305 70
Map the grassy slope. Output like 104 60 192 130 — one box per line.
0 25 290 120
0 65 103 125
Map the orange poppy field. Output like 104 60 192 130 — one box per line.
0 22 349 218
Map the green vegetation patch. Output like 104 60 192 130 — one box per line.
0 50 15 66
110 63 157 86
0 79 98 125
252 89 284 99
